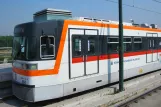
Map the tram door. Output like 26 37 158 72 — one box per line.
152 34 158 61
83 35 99 75
146 33 158 63
70 29 99 79
70 29 85 78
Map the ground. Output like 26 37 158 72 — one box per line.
127 89 161 107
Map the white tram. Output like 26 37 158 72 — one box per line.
12 8 161 102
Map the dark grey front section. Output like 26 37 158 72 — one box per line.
14 20 64 61
12 82 35 102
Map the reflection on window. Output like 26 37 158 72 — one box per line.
124 37 132 52
153 39 158 49
88 37 96 55
149 39 152 48
158 40 161 49
73 38 82 56
13 36 26 60
41 45 54 55
107 37 132 52
124 43 132 52
40 36 55 59
134 37 142 51
107 37 119 53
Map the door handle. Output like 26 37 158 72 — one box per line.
83 55 88 61
83 55 84 61
86 55 87 60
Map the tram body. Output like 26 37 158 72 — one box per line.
12 9 161 102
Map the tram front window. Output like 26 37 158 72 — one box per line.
13 36 26 60
13 36 37 60
40 36 55 59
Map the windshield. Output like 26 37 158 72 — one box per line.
13 36 37 60
13 36 26 60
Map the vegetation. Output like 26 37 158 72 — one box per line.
0 35 13 63
0 35 13 47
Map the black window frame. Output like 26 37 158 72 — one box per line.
86 35 99 56
157 37 161 49
133 37 143 51
72 34 99 58
123 36 132 52
107 36 119 54
153 37 159 49
106 36 133 53
72 34 161 56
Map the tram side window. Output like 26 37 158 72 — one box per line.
40 36 55 59
124 37 132 52
107 37 119 53
153 38 158 49
72 37 82 57
99 36 107 54
158 38 161 49
134 37 142 51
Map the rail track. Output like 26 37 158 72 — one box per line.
117 85 161 107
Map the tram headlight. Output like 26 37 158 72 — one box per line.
28 64 37 70
22 64 37 70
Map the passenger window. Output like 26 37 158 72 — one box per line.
153 38 158 49
40 36 55 59
107 37 119 53
73 37 82 57
99 36 107 54
158 38 161 49
124 37 132 52
134 37 142 51
87 37 96 55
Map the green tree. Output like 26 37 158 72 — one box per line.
0 36 13 47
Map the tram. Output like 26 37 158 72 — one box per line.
12 8 161 102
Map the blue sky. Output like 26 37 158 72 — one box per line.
0 0 161 35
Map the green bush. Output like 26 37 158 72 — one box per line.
0 36 13 47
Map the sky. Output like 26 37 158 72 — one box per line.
0 0 161 35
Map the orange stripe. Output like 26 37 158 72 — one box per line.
12 67 55 76
65 20 161 32
53 20 68 74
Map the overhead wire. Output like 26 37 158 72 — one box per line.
152 0 161 3
105 0 161 15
